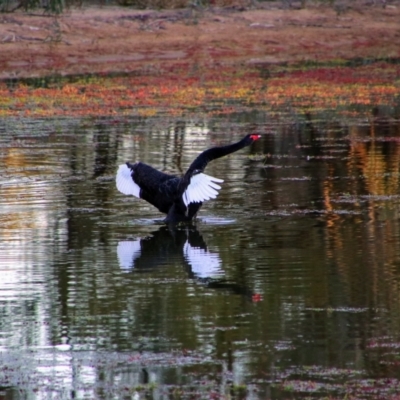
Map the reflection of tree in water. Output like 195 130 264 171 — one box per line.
118 226 260 302
291 110 400 349
65 126 120 250
254 111 400 348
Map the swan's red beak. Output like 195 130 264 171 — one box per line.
250 134 261 141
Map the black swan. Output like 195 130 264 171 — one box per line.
116 134 261 223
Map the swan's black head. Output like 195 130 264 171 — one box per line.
126 161 139 171
243 134 261 145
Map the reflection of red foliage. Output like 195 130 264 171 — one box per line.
252 293 263 302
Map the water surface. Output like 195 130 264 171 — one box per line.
1 111 400 398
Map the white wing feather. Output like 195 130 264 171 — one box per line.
182 173 223 207
116 164 141 198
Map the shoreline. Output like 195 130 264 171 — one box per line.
0 2 399 79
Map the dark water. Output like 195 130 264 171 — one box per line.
1 111 400 398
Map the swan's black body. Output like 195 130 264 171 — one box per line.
116 134 260 223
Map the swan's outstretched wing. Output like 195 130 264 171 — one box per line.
116 164 141 198
182 173 224 207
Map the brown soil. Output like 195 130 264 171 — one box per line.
0 1 399 79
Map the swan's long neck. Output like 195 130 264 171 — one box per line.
187 138 249 172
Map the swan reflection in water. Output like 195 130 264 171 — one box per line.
117 226 261 302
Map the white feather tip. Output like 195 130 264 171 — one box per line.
183 173 224 207
116 164 141 198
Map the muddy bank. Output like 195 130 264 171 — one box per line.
0 1 399 79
